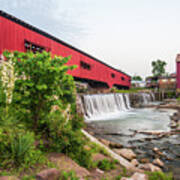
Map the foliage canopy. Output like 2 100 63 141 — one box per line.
151 59 167 77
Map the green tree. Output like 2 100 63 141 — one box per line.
3 50 76 131
132 75 142 81
151 59 167 77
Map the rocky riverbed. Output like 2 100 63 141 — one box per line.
85 106 180 180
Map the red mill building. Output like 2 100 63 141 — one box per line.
176 54 180 91
0 10 131 89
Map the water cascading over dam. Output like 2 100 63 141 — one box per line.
141 92 155 104
82 93 155 120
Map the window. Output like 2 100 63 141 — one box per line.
162 79 167 82
80 61 91 70
24 40 45 53
111 73 115 78
121 77 125 81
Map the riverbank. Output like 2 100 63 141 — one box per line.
84 103 180 180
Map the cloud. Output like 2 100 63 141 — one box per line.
0 0 87 44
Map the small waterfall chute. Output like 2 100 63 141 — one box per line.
123 93 131 110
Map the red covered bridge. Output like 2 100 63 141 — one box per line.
0 10 131 89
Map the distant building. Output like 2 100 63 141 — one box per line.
158 73 176 90
145 76 158 89
145 74 176 90
131 80 146 88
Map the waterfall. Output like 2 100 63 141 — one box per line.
150 92 155 101
83 93 131 120
124 94 131 110
82 92 156 120
141 93 155 104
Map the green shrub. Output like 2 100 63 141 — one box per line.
3 50 76 131
0 50 93 171
146 171 173 180
166 91 176 99
49 122 93 169
97 159 117 171
88 142 109 156
0 128 45 168
115 175 122 180
0 78 6 108
22 175 36 180
60 171 79 180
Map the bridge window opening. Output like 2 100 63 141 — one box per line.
24 40 45 53
121 77 125 81
111 73 115 78
80 61 91 70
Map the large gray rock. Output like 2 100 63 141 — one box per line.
48 153 90 178
36 168 60 180
131 159 139 167
140 158 150 164
138 163 162 172
113 148 136 160
109 142 123 149
153 158 164 167
99 138 110 146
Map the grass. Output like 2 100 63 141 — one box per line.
111 87 153 94
87 141 110 156
59 171 79 180
146 171 173 180
97 159 118 171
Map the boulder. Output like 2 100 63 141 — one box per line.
138 163 162 172
153 147 159 152
36 168 60 180
131 159 139 167
121 172 148 180
170 122 178 128
95 168 104 174
0 177 19 180
92 153 111 162
99 138 110 146
113 148 136 160
48 153 90 178
109 142 123 149
140 158 150 164
153 158 164 167
153 147 164 156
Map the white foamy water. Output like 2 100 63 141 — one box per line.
83 93 154 121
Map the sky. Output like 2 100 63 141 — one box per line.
1 0 180 78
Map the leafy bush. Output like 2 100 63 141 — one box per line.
3 50 76 131
88 142 109 156
166 91 176 99
0 79 6 108
115 175 122 180
0 50 93 171
147 171 173 180
49 121 93 168
0 128 44 168
21 175 36 180
60 171 79 180
97 159 117 171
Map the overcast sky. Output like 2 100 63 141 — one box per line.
1 0 180 78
